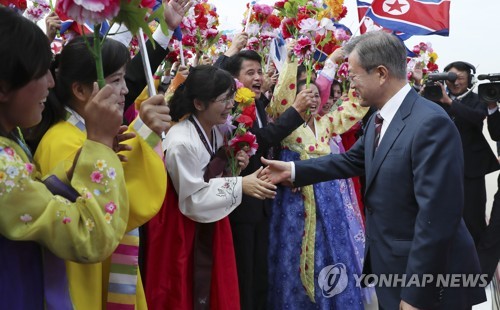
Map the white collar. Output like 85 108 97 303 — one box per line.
379 84 411 126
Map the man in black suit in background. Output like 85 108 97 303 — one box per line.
436 61 500 245
217 50 313 309
477 103 500 283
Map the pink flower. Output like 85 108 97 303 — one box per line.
104 202 117 214
90 171 103 183
56 0 120 24
62 216 71 224
293 36 314 59
4 147 14 157
20 214 32 223
235 79 244 89
205 28 219 39
253 4 273 16
24 163 34 174
337 62 349 78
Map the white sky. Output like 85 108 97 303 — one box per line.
211 0 500 75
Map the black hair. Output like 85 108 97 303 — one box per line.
54 36 130 105
0 7 52 92
223 50 262 77
26 36 129 150
444 61 476 88
296 79 319 95
330 80 343 97
297 64 307 80
169 65 236 122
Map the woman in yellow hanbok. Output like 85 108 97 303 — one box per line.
33 36 169 309
0 8 128 308
266 56 369 309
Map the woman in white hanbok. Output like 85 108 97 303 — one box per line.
144 65 276 310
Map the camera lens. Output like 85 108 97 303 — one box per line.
479 83 500 102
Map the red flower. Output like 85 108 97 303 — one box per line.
194 3 205 15
166 51 179 63
140 0 156 8
241 105 257 123
236 114 254 127
0 0 27 10
267 14 281 29
195 14 208 30
229 132 259 156
427 62 438 72
289 83 295 90
182 35 196 47
281 18 296 39
338 6 348 20
275 1 286 9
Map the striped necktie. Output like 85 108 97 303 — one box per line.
373 113 384 153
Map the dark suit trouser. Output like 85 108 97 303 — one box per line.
477 175 500 283
230 219 269 310
463 177 487 245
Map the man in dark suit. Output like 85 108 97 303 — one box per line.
261 31 486 309
477 106 500 283
436 61 500 245
219 50 313 309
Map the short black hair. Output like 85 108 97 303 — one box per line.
224 50 262 77
0 7 52 91
54 36 130 104
169 65 236 121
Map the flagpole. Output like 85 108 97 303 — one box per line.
352 15 367 38
179 41 186 66
244 2 254 33
137 28 167 151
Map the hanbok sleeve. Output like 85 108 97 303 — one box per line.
119 117 166 230
165 141 243 223
266 59 299 118
0 139 128 263
325 90 369 135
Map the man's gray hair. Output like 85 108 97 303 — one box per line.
344 31 407 80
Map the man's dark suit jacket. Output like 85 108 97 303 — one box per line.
294 89 486 309
440 92 499 178
478 109 500 283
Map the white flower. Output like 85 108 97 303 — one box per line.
299 18 321 35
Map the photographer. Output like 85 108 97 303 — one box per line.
433 61 500 245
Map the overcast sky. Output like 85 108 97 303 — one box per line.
212 0 500 77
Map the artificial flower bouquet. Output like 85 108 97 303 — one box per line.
219 80 258 176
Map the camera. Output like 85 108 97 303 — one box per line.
478 73 500 102
422 72 457 101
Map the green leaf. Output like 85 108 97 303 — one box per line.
113 0 150 37
283 2 292 12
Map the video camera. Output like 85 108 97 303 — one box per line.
478 73 500 102
422 72 457 101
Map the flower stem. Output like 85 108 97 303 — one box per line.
94 24 105 89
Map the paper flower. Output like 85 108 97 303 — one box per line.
56 0 120 24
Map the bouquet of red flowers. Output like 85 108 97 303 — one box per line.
219 80 259 176
176 0 220 61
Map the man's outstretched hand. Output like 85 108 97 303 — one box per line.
259 157 293 186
